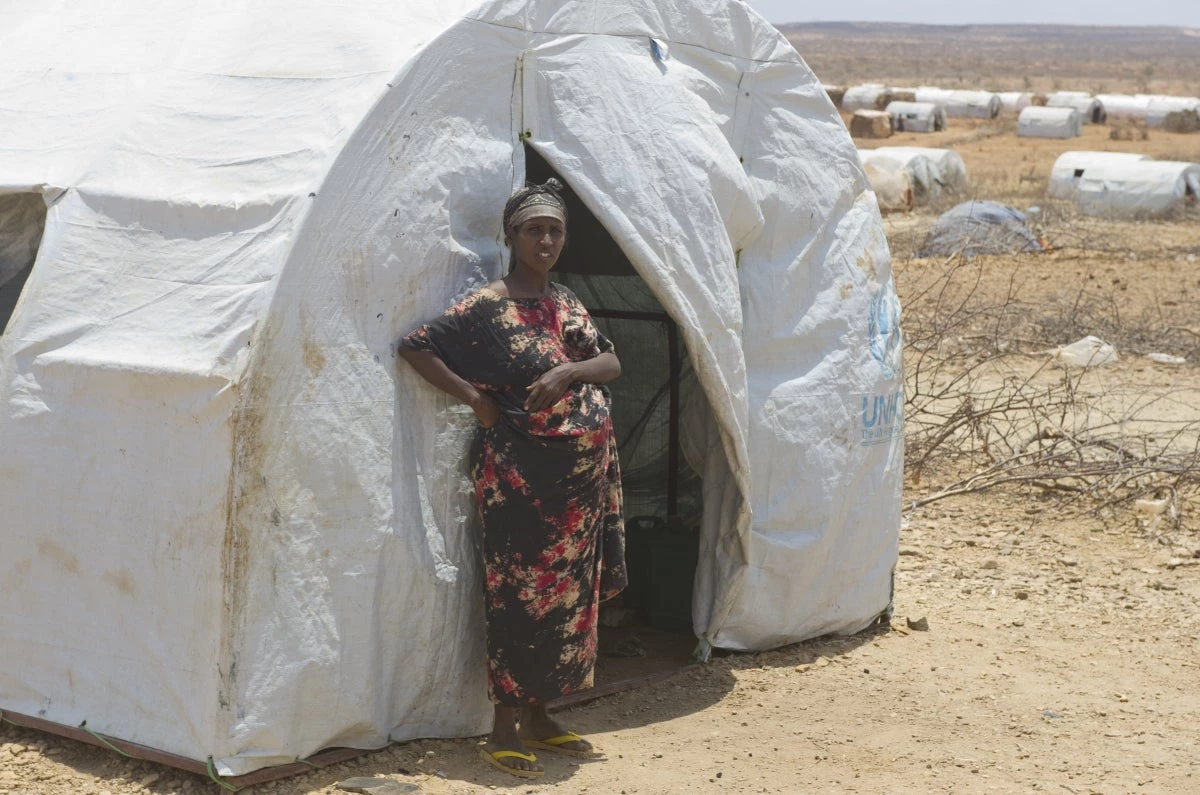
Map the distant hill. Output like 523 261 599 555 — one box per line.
778 22 1200 96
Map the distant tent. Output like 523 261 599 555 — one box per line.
842 84 891 112
886 101 947 133
859 153 914 213
850 110 893 139
860 146 969 203
1017 107 1082 139
1096 94 1152 121
917 201 1045 259
997 92 1034 113
1146 97 1200 129
915 87 1001 119
1076 161 1200 218
1048 151 1155 200
1046 92 1106 124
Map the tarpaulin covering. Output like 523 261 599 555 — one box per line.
1047 151 1154 200
0 0 902 775
1018 107 1082 139
1076 161 1200 218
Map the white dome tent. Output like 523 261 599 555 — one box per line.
997 91 1034 113
861 146 969 203
0 0 902 783
1097 94 1152 122
886 101 947 133
842 83 890 111
858 152 915 212
1018 106 1082 139
1146 96 1200 128
914 87 1001 119
1075 161 1200 218
1048 151 1155 200
1046 91 1106 124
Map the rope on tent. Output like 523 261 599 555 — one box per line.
79 720 137 759
0 709 14 726
296 758 320 768
206 756 243 792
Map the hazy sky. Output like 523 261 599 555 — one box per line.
745 0 1200 28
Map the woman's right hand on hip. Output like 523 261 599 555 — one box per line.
469 391 503 429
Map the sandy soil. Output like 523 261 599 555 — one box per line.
4 486 1199 794
5 29 1200 795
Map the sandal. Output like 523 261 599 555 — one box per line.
478 747 545 778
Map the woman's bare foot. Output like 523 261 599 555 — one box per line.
484 705 543 774
518 704 594 754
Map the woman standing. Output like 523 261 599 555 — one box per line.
399 179 626 778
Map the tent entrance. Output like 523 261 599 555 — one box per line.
524 146 701 680
0 193 46 334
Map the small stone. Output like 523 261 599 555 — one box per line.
906 616 930 632
1014 590 1029 600
139 773 161 787
336 777 420 795
814 656 831 668
981 559 999 570
1058 556 1078 567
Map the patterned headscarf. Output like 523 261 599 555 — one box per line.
502 178 568 236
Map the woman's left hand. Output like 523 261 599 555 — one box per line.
525 364 577 412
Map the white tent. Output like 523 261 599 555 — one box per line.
858 153 914 212
1146 96 1200 128
997 92 1034 113
1046 92 1106 124
1076 161 1200 218
886 101 947 133
0 0 902 780
862 146 969 203
1018 107 1082 139
842 83 890 112
1048 151 1155 200
1097 94 1152 121
914 88 1001 119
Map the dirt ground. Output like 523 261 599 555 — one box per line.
5 27 1200 795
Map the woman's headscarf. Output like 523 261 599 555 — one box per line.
503 178 568 236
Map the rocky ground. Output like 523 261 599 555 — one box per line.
3 489 1199 793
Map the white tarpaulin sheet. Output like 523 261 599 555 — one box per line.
1076 160 1200 218
1018 107 1082 139
0 0 902 776
1047 151 1154 200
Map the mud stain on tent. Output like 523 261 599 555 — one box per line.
218 318 278 713
102 568 137 597
301 337 326 375
36 540 79 574
299 308 326 376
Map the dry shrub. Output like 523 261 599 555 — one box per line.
898 250 1200 535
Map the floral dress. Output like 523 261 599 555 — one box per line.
401 283 626 705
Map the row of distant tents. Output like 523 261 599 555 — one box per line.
858 147 1199 219
830 85 1200 135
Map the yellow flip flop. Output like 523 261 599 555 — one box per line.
521 731 601 759
478 747 545 778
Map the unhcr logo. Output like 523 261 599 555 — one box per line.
867 288 902 378
861 389 903 446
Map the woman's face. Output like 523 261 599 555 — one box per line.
510 216 566 274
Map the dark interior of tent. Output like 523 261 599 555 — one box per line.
524 145 702 681
0 193 45 335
